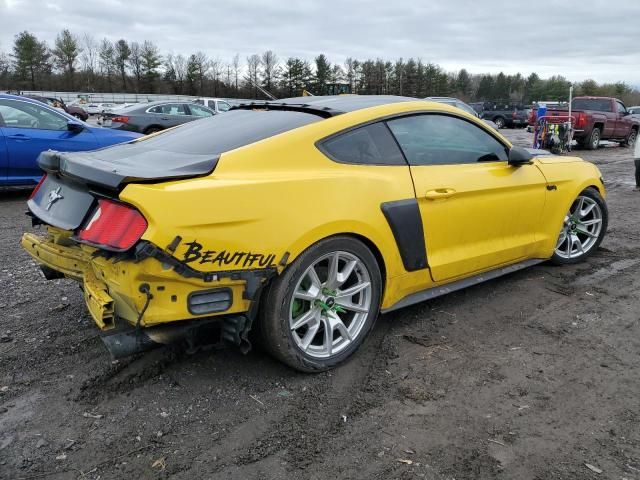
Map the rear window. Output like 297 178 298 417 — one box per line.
126 109 321 155
572 99 612 112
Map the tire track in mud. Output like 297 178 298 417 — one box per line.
178 315 400 477
74 347 180 403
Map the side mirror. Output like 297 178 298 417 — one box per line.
67 120 84 133
508 146 534 166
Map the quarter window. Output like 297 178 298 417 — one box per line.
319 122 406 165
189 104 214 117
148 103 189 116
386 114 508 165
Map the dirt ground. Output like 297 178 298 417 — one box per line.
1 129 639 480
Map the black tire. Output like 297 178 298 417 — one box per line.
550 188 608 265
493 117 506 129
144 126 163 135
259 236 382 372
72 113 83 120
585 127 601 150
624 128 638 147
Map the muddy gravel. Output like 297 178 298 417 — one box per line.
1 129 639 480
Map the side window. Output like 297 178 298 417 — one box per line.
0 100 68 131
189 104 214 117
318 122 406 166
165 104 189 116
387 114 508 166
217 101 231 112
616 101 627 114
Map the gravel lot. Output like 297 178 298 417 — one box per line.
1 129 639 480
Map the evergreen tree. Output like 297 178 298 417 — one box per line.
52 29 81 89
114 39 130 90
12 31 50 90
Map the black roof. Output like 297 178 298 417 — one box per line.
232 95 418 118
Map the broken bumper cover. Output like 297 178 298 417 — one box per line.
21 230 276 357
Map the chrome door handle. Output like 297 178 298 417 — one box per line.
425 188 456 200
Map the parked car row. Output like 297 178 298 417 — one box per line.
0 94 140 187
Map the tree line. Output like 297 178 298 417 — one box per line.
1 30 639 106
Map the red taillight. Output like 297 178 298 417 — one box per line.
512 110 517 119
111 115 129 123
575 112 587 129
77 199 147 251
29 174 47 199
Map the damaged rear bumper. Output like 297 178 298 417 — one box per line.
21 228 275 357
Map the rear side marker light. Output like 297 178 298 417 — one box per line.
30 174 47 199
77 199 147 251
188 288 232 315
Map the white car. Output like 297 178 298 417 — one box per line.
85 103 118 115
193 97 232 113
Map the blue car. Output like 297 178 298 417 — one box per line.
0 94 141 187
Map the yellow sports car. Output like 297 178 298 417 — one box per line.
21 96 607 371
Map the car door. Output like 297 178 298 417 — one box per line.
614 100 633 138
386 113 548 282
161 103 194 128
0 99 98 185
0 124 7 185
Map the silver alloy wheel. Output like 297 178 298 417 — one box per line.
554 195 603 259
289 251 372 359
591 129 600 149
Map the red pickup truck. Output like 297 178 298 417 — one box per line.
531 97 640 150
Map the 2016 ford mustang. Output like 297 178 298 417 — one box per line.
21 96 607 371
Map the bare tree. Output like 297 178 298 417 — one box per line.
232 53 240 93
208 56 222 96
260 50 279 93
80 33 98 91
246 54 260 98
128 41 142 92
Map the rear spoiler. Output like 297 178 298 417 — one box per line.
37 148 218 190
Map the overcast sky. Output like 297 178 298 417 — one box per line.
1 0 639 85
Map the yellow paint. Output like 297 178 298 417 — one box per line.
21 100 605 330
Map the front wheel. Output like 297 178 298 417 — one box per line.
259 236 382 372
493 117 506 129
550 188 607 265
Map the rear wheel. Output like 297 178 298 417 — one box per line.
144 126 163 135
493 117 506 129
585 127 601 150
259 236 382 372
550 188 607 265
624 128 637 147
